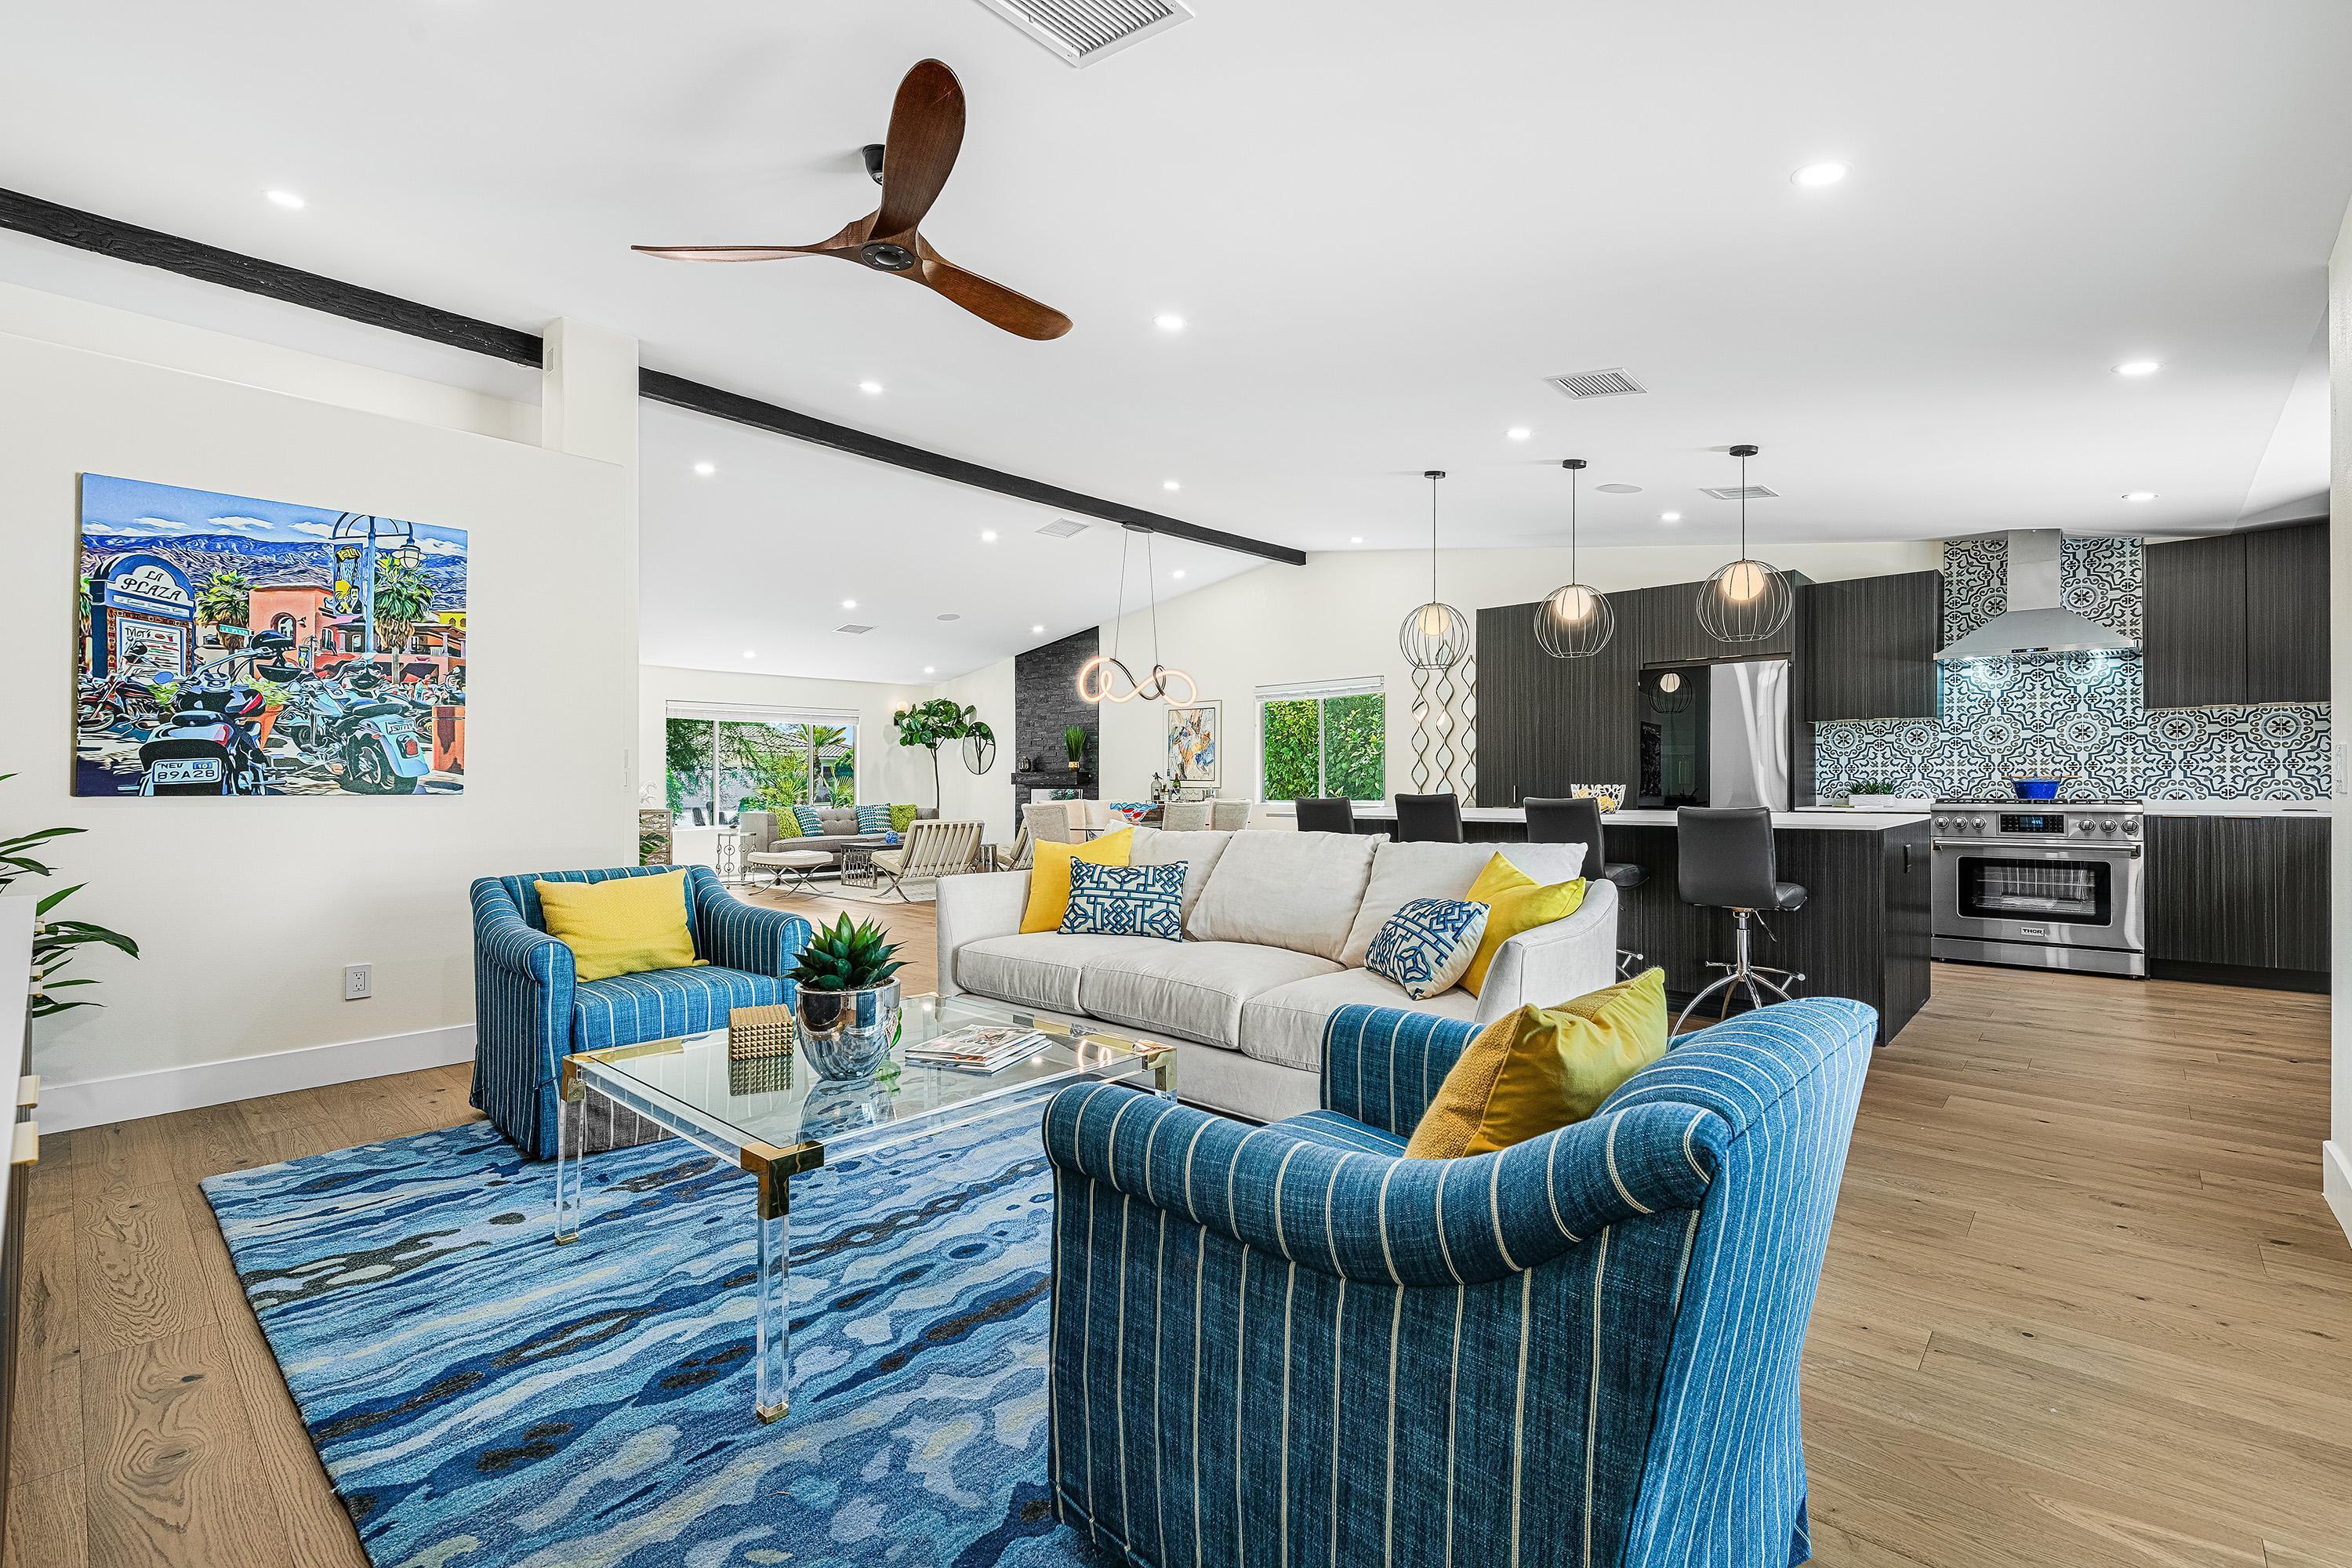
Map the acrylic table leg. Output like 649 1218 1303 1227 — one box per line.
554 1066 587 1244
752 1167 792 1422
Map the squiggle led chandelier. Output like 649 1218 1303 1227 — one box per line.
1076 527 1196 705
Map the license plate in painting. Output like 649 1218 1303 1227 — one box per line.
152 758 221 785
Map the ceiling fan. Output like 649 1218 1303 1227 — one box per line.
633 59 1072 342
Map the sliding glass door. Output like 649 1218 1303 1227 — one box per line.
663 710 857 826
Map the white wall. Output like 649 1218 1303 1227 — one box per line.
1084 539 1942 804
2327 195 2352 1244
3 292 637 1127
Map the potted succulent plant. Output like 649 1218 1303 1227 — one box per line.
786 914 906 1079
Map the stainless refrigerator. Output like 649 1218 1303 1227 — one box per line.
1639 658 1791 811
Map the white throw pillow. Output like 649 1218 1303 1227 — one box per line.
1185 829 1379 960
1364 897 1490 1000
1338 840 1586 967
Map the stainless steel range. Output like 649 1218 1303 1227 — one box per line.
1930 799 2146 977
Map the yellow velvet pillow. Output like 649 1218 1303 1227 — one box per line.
1403 969 1670 1159
1461 854 1588 996
535 871 704 982
1020 827 1135 934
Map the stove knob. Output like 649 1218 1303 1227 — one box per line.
2100 819 2117 834
2076 820 2096 833
2123 818 2140 837
1971 818 1987 833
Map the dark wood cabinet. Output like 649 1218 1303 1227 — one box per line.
2144 522 2327 708
1474 591 1644 806
2143 533 2247 710
2147 813 2330 987
2244 521 2330 703
1799 570 1943 720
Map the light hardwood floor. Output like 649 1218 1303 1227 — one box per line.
6 927 2347 1567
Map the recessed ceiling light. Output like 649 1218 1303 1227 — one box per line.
1791 162 1849 187
1031 623 1045 634
1349 535 1364 544
742 649 756 659
937 612 960 622
842 598 858 609
2122 492 2158 503
1172 569 1187 579
2113 360 2161 377
1660 511 1682 523
264 189 306 210
1595 483 1642 494
924 666 936 674
1154 314 1185 332
693 461 716 477
1163 480 1181 492
858 380 884 394
980 530 998 543
1505 426 1531 441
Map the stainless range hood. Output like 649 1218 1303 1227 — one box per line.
1935 529 2138 661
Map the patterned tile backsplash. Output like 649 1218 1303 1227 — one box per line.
1813 536 2332 802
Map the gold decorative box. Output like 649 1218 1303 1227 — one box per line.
728 1004 796 1062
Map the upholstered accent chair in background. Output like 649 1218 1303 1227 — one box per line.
469 865 811 1157
1040 994 1878 1567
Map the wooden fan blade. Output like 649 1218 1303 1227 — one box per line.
631 244 827 263
915 247 1071 340
873 59 965 238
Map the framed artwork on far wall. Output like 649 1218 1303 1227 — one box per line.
1165 700 1221 787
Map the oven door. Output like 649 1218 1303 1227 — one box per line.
1932 841 2143 953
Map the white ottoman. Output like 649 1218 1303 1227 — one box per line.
746 848 831 894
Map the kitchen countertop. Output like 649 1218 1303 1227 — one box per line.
2139 799 2331 817
1269 804 1928 832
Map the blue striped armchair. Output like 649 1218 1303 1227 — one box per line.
1040 995 1877 1568
469 865 811 1158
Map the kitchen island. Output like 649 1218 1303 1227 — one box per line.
1275 802 1931 1041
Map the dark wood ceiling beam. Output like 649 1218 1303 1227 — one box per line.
0 186 1304 567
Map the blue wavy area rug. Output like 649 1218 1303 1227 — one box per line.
201 1113 1112 1568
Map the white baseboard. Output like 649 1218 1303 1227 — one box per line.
2327 1141 2352 1248
39 1022 475 1134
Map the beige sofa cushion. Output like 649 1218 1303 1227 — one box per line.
953 933 1176 1015
1239 966 1480 1073
1185 830 1378 959
1130 826 1234 923
1080 941 1340 1049
1337 840 1589 966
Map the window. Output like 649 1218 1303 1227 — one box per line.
664 705 858 826
1257 679 1385 802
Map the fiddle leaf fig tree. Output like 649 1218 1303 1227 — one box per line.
893 699 992 808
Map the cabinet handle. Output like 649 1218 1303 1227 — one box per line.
16 1073 35 1110
9 1120 34 1168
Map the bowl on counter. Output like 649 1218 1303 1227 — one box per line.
1570 783 1626 812
2010 778 2063 801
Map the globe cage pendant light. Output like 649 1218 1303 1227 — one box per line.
1696 443 1794 643
1399 470 1472 670
1535 458 1615 658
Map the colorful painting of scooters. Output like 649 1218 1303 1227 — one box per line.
75 474 466 798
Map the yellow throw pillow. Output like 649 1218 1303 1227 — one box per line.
1020 827 1135 934
535 871 704 982
1403 969 1670 1159
1461 854 1588 996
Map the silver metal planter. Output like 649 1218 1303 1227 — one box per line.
793 980 902 1080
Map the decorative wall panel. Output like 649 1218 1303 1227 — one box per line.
1815 537 2328 801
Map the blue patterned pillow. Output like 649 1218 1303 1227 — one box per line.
1061 860 1186 942
855 803 893 833
1365 897 1490 1000
791 805 826 835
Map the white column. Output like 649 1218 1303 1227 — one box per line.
2328 204 2352 1245
541 320 642 801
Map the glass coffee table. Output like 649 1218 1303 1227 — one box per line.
552 993 1174 1422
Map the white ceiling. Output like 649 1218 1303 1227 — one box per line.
5 0 2349 679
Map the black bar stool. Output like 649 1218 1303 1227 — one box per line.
1526 796 1648 977
1674 807 1807 1032
1294 797 1356 834
1393 793 1465 843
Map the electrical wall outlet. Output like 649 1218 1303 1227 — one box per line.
343 964 373 1001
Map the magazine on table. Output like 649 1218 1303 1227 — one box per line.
906 1023 1054 1074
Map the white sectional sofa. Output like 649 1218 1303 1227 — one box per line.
935 826 1619 1122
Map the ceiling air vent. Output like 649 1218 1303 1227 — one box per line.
1700 485 1780 501
1547 367 1648 400
835 623 874 635
1035 518 1090 539
971 0 1195 67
